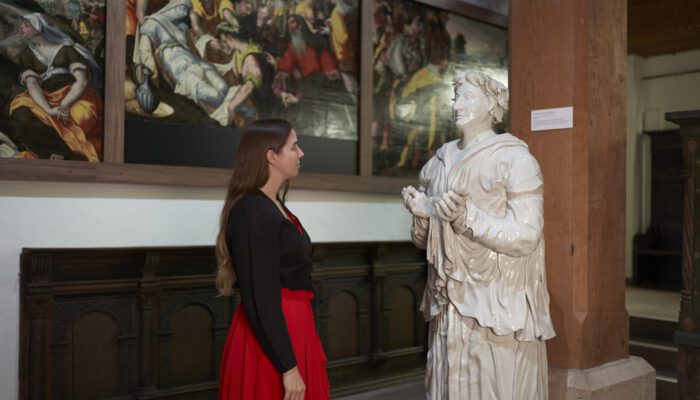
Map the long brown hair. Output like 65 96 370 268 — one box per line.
215 119 293 296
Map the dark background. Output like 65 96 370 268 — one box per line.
125 118 358 174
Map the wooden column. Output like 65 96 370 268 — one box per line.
511 0 654 397
135 253 160 399
667 110 700 400
369 245 387 366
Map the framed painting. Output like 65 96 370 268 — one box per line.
370 0 508 177
0 0 506 192
0 0 106 162
122 0 360 175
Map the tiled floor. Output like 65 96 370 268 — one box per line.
335 287 681 399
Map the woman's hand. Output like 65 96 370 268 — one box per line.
282 366 305 400
56 104 70 123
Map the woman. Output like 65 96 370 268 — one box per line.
216 119 330 400
9 13 103 161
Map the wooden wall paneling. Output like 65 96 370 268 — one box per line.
20 243 428 398
157 289 224 391
369 245 386 363
310 242 427 395
326 291 361 360
136 252 159 398
665 111 700 400
70 312 121 399
387 286 417 350
51 296 136 399
169 305 215 385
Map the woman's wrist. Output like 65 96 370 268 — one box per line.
282 365 298 376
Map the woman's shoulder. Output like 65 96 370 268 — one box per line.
18 46 40 70
53 45 87 66
232 191 279 219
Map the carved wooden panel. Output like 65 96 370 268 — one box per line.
158 289 225 389
326 291 360 360
20 242 427 398
387 286 417 350
70 312 121 399
169 304 215 386
51 297 136 399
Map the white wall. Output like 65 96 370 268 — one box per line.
625 49 700 278
0 180 411 398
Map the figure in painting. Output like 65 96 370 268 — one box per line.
372 0 509 177
402 72 555 399
134 0 250 126
216 22 275 126
273 13 354 139
189 0 238 62
125 0 359 140
394 10 451 169
6 12 103 161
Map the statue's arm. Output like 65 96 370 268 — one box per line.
411 214 429 249
453 151 544 257
406 160 435 250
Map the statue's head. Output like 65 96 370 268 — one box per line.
452 72 508 129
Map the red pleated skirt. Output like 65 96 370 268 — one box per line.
219 289 330 399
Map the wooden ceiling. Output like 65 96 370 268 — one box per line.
628 0 700 57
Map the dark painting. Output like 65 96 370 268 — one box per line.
0 0 105 161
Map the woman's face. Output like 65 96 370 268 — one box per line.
271 129 304 179
19 20 38 39
452 82 491 129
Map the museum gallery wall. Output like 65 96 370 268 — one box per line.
0 0 507 190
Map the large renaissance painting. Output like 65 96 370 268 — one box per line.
0 0 105 161
371 0 508 177
123 0 359 174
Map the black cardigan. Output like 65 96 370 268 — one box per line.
227 190 314 372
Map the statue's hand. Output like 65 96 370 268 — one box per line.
435 189 468 222
401 186 433 219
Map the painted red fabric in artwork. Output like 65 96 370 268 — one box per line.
277 44 338 77
218 289 330 400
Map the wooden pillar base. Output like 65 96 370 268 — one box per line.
548 357 655 400
675 331 700 399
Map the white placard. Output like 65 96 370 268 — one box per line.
531 106 573 131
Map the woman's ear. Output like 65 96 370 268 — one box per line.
266 149 277 165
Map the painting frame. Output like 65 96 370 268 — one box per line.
0 0 507 193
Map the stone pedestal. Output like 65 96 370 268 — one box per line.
511 0 654 398
549 357 655 400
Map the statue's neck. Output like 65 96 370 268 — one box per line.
457 121 494 150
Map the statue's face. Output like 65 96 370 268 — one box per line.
452 82 490 129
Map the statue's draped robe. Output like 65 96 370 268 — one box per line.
412 132 555 400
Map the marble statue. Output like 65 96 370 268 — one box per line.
401 71 556 400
